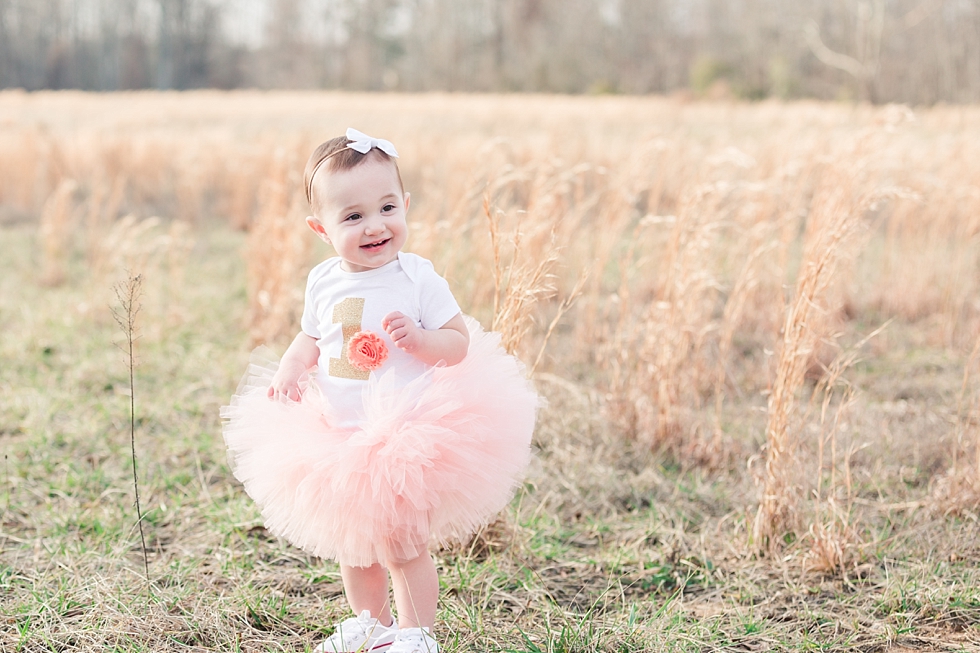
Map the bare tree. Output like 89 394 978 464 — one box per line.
0 0 13 87
0 0 978 103
804 0 885 101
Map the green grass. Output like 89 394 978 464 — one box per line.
2 222 980 651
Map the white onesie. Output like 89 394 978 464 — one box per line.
300 251 462 425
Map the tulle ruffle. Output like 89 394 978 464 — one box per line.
220 317 537 567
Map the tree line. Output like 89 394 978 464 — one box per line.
1 0 978 104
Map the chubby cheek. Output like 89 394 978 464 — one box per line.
337 233 362 252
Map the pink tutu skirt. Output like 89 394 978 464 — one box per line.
220 317 537 567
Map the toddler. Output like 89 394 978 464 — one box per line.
221 128 537 653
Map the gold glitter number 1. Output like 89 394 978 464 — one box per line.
328 297 370 380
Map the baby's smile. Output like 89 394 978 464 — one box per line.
362 238 390 250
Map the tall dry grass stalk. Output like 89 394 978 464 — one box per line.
632 199 722 447
162 220 194 327
965 334 980 484
83 213 194 336
933 329 980 514
752 173 864 552
485 193 561 357
38 179 77 286
85 176 126 270
712 224 779 446
529 269 589 376
804 392 861 577
92 215 165 279
244 152 311 346
801 325 886 575
602 175 794 453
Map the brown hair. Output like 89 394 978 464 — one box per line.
304 135 404 212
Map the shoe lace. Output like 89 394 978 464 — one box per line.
391 628 437 653
327 610 375 649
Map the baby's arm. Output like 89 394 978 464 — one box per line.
267 331 319 401
382 312 469 366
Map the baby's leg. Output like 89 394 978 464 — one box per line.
387 552 438 629
340 563 394 626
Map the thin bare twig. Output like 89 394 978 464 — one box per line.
2 453 9 519
530 266 590 376
112 272 150 588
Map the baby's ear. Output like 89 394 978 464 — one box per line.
306 215 330 243
403 192 411 213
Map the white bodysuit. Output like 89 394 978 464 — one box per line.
300 252 461 425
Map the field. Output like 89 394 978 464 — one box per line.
2 91 980 651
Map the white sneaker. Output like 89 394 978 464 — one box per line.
313 610 398 653
387 627 439 653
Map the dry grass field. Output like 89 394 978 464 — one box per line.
2 91 980 651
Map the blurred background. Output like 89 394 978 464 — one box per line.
1 0 978 103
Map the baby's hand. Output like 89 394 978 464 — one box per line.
382 311 423 354
267 360 306 402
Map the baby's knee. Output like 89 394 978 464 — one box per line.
385 551 431 570
341 561 388 578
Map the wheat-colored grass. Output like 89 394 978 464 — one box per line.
9 92 980 517
752 166 868 551
37 178 77 286
243 148 312 346
934 328 980 515
4 92 980 650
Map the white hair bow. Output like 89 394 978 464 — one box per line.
345 127 399 158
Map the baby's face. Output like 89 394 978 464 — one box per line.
307 157 410 273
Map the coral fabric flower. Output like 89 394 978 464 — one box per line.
347 331 389 372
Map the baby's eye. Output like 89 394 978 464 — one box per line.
382 204 395 213
346 213 362 222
